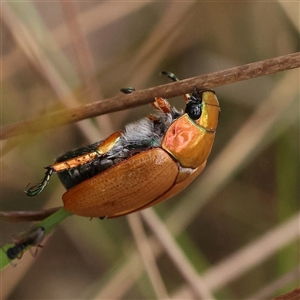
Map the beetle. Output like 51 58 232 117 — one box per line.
6 227 45 260
25 72 220 218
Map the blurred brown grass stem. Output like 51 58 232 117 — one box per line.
1 52 299 140
0 207 61 222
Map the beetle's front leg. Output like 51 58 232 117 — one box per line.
161 71 190 103
151 97 172 114
120 85 173 115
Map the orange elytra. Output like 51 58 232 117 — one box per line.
25 72 220 218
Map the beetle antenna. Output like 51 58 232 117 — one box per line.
25 168 54 196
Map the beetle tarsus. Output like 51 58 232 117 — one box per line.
120 87 135 94
160 71 180 82
161 71 191 102
25 168 54 196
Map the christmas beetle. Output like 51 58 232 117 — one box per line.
25 72 220 218
6 227 45 260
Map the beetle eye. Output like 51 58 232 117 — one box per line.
185 102 202 120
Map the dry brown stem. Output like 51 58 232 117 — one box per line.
0 207 61 222
1 52 299 140
271 288 300 300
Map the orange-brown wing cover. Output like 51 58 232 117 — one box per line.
62 148 178 217
131 160 207 214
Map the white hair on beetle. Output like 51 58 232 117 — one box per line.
106 107 183 159
123 117 156 142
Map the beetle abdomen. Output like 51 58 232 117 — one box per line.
62 148 178 217
56 110 182 190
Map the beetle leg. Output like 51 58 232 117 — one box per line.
151 97 172 114
175 166 195 183
25 167 54 196
161 71 190 102
25 152 100 196
25 132 121 196
120 87 135 94
121 84 172 114
161 71 180 82
52 152 100 172
147 114 159 122
53 132 121 172
96 132 121 155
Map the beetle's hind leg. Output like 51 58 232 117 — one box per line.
25 132 121 196
151 97 171 114
25 167 54 196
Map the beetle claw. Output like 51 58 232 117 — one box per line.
25 168 54 196
160 71 180 82
120 87 135 94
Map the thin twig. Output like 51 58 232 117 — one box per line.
0 207 62 222
141 209 215 300
1 208 71 270
127 214 169 299
202 212 300 291
1 52 299 140
246 266 300 300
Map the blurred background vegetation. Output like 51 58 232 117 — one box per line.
1 2 299 299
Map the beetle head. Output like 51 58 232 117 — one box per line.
185 87 220 132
